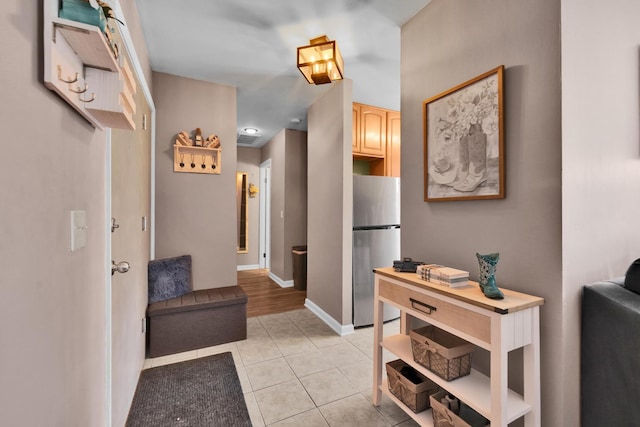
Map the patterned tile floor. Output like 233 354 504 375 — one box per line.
143 309 420 426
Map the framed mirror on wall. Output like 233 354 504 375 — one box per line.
237 172 248 253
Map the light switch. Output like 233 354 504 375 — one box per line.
70 210 87 252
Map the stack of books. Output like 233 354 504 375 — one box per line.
416 264 469 288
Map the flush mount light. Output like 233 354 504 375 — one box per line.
297 35 344 85
243 128 258 134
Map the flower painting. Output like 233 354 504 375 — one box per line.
423 66 505 201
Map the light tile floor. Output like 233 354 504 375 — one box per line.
143 308 421 426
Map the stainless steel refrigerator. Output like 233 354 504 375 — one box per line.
353 175 401 327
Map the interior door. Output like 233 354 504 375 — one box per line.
109 72 152 425
259 159 271 269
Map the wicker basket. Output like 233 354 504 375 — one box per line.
386 359 439 413
409 325 474 381
430 390 471 427
430 390 489 427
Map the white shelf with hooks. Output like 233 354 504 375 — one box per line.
43 1 136 130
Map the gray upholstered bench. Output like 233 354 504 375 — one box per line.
147 286 248 358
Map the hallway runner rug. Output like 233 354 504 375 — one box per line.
126 352 251 426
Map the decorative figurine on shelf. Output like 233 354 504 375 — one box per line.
176 131 193 146
205 134 221 148
476 252 504 300
194 128 204 146
89 0 125 26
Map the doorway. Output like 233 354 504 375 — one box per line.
109 89 152 426
259 159 271 269
104 21 155 425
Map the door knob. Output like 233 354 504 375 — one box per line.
112 260 130 275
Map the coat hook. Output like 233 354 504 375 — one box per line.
57 65 78 84
69 83 88 94
78 92 96 103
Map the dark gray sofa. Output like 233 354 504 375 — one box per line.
581 277 640 426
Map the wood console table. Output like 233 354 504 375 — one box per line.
372 267 544 427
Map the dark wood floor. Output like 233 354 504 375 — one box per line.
237 269 306 317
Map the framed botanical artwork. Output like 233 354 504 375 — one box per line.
423 65 505 202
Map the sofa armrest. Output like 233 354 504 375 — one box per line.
581 278 640 426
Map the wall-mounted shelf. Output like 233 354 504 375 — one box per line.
43 1 136 130
173 145 222 175
85 51 136 129
53 18 119 71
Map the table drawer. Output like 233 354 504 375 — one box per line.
379 278 491 344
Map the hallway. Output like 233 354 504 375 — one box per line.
143 309 415 426
238 269 306 317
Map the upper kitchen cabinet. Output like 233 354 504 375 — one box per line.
352 103 361 153
386 111 401 177
358 104 387 157
352 103 401 177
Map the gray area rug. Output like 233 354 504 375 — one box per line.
126 352 252 426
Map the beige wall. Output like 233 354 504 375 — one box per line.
307 80 353 325
153 72 237 289
260 129 308 282
237 147 261 267
561 0 640 425
0 0 148 424
402 0 562 425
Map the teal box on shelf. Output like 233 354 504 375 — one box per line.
59 0 107 33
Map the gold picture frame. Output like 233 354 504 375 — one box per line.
423 65 505 202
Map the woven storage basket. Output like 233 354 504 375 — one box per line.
386 359 439 413
410 325 474 381
430 390 471 427
430 390 489 427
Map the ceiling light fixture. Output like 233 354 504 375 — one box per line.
297 35 344 85
243 128 258 134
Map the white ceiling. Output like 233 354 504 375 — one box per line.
134 0 431 147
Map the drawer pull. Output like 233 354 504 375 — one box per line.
410 298 437 315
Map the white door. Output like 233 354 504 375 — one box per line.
259 159 271 269
109 78 152 426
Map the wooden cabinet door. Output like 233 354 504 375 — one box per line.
386 111 401 177
352 103 361 152
359 104 386 157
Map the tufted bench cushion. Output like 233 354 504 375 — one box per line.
147 286 247 358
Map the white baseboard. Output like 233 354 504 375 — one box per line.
237 264 261 271
304 298 355 336
269 272 294 288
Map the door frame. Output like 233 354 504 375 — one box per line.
104 130 112 427
259 159 271 269
104 3 156 425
